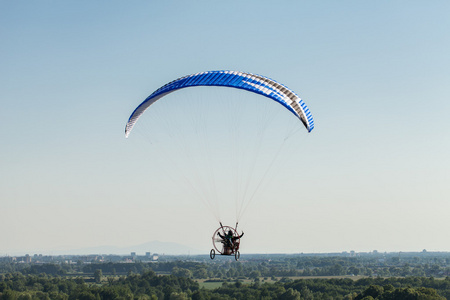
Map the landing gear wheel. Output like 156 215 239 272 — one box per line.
210 249 215 259
235 250 240 261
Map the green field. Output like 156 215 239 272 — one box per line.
196 275 367 290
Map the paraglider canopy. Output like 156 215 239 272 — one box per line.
125 71 314 138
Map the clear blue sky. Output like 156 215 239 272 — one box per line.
1 1 450 255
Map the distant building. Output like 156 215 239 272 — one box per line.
131 252 136 257
145 252 151 257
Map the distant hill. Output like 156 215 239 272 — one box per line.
11 241 203 256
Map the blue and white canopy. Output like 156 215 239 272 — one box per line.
125 70 314 137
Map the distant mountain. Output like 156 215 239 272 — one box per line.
40 241 203 256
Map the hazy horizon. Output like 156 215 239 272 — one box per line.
1 239 443 258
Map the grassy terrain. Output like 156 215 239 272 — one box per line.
196 275 367 289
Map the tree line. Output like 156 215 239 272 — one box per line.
2 255 450 279
1 271 450 299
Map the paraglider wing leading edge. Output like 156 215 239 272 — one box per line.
125 71 314 138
